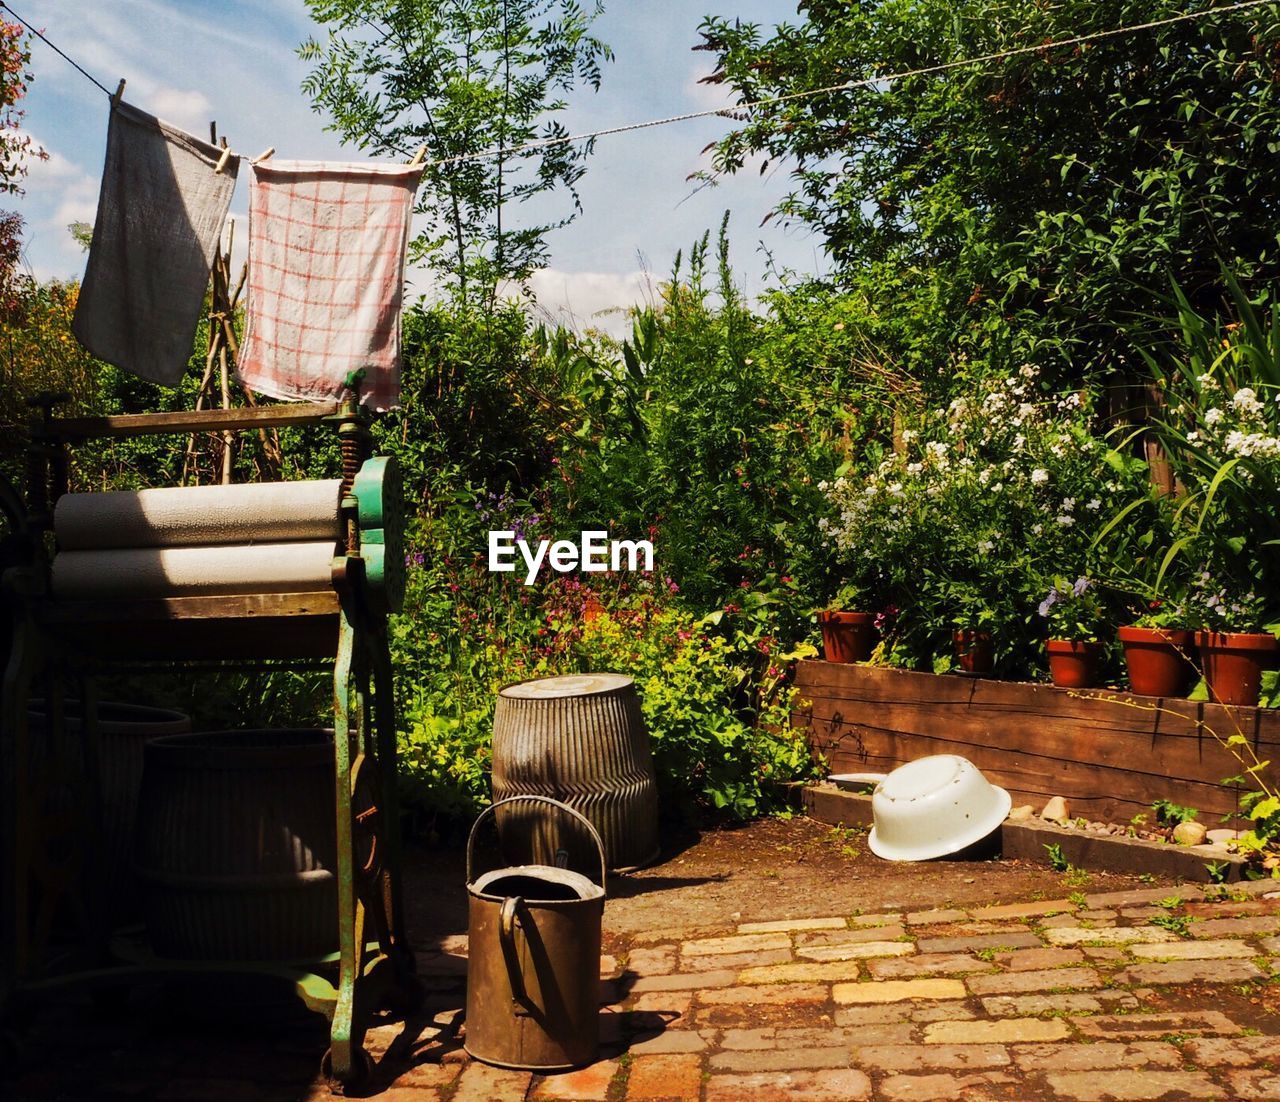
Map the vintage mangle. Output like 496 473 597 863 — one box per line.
0 380 418 1088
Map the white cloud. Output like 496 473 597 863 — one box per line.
15 131 83 180
524 268 655 338
147 87 215 132
11 134 99 271
684 62 737 113
52 178 98 231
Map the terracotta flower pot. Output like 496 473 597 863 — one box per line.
1046 639 1103 689
1194 630 1279 707
1118 626 1195 698
953 630 994 675
818 611 875 663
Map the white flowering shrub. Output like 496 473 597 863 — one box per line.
820 367 1147 674
1139 287 1280 631
1152 373 1280 630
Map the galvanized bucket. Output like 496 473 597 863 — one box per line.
492 673 659 872
465 795 606 1071
134 729 337 961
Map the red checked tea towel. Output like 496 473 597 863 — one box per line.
237 160 423 411
73 101 237 386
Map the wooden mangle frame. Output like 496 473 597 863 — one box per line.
0 385 419 1090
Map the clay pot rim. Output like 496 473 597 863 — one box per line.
1193 630 1279 650
1117 625 1193 645
1046 638 1103 654
818 609 875 623
952 628 993 639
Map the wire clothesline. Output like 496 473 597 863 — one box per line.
3 0 1277 171
431 0 1278 168
0 0 113 98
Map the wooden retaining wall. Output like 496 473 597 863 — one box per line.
793 660 1280 825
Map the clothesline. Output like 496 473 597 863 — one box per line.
4 0 1277 171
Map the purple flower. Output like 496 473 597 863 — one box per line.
1072 576 1090 597
1038 589 1058 618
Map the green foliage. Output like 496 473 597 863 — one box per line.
1205 860 1231 885
698 0 1280 383
525 217 867 614
1 22 43 331
818 367 1146 675
1150 909 1193 938
0 19 39 197
299 0 612 301
1044 842 1069 872
1126 276 1280 629
1037 577 1107 644
1152 798 1199 827
392 509 819 822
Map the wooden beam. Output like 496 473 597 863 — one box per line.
38 590 341 623
794 660 1278 825
46 402 344 440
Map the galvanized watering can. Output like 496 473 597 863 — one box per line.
465 795 606 1071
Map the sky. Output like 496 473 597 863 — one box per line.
8 0 828 336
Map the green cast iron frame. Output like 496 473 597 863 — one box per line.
0 382 417 1091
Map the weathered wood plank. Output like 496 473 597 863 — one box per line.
799 692 1260 784
47 402 343 440
38 591 340 622
812 725 1245 823
792 660 1273 825
797 661 1276 748
45 615 340 661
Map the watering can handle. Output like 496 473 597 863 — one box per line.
466 794 609 891
498 895 531 1009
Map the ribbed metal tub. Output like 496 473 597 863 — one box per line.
492 673 659 871
27 700 191 924
134 729 337 961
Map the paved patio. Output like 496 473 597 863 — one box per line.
10 823 1280 1100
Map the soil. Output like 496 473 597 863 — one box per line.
405 814 1176 951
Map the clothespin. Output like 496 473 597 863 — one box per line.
214 147 233 174
111 79 126 108
408 144 427 166
252 147 275 164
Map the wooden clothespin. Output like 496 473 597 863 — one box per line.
214 147 233 174
409 144 427 166
111 79 126 108
252 147 275 164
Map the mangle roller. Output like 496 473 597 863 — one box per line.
0 381 418 1089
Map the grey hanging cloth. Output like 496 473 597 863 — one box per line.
72 100 237 386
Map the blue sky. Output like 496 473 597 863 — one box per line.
10 0 826 334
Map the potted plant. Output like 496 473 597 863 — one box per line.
1037 576 1106 688
817 583 876 664
944 581 998 676
1118 593 1196 698
1187 569 1278 707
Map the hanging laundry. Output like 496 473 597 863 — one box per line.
237 160 423 411
72 101 237 386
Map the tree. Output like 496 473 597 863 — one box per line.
697 1 1280 384
0 19 42 321
300 0 612 304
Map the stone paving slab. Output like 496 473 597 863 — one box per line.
14 883 1280 1100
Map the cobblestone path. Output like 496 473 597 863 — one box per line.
14 880 1280 1100
426 880 1280 1102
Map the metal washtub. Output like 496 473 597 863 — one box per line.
27 700 191 924
133 729 337 961
491 673 659 871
